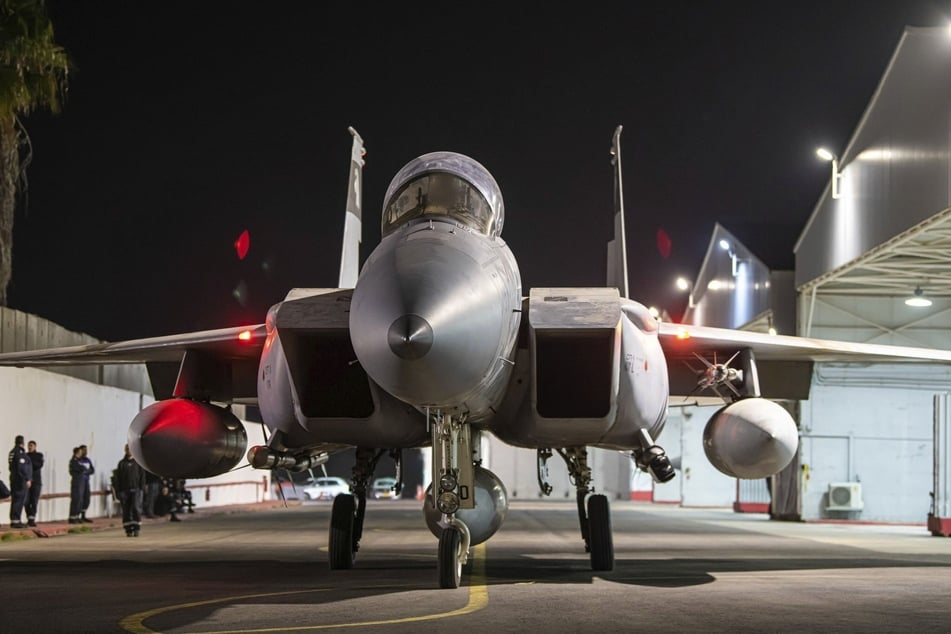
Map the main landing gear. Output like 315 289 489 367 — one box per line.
431 411 475 589
540 447 614 571
328 447 402 570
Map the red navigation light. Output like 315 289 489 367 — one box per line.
238 330 252 341
656 228 672 259
234 230 250 260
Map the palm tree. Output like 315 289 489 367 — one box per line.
0 0 69 306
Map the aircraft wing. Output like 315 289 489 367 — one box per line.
657 321 951 400
0 324 267 365
0 324 267 402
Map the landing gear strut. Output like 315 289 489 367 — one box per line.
557 447 614 571
328 447 400 570
430 411 474 588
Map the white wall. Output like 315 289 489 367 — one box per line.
484 437 632 502
0 367 269 522
669 406 736 507
798 363 945 522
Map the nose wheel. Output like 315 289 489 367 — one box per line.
438 519 471 588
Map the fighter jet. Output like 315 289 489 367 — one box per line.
3 126 951 588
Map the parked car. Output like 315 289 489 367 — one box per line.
371 477 399 500
300 476 350 501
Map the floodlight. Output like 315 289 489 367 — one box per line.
816 147 841 199
904 286 933 308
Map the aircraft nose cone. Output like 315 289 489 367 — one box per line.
387 314 433 360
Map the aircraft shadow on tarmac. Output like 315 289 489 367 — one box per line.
482 555 951 588
3 553 946 596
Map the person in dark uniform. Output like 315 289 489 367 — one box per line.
25 440 44 527
68 446 85 524
8 435 33 529
114 444 146 537
78 444 95 522
142 469 160 518
158 477 182 522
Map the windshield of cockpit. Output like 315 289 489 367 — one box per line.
382 172 494 236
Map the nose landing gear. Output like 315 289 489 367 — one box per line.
431 411 475 588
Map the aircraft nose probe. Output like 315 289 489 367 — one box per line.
387 314 434 360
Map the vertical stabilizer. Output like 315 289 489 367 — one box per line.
338 127 365 289
606 125 629 299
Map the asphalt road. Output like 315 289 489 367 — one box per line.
1 500 950 633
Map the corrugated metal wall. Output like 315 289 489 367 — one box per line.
0 306 151 393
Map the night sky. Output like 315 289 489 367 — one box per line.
11 1 951 342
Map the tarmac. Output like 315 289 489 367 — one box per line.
2 499 951 632
0 498 295 539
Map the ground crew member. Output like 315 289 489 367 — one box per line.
26 440 44 527
78 444 95 522
8 435 33 529
114 444 146 537
68 446 85 524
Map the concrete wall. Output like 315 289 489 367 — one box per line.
0 367 268 522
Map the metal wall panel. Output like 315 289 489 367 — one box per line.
796 28 951 287
0 307 15 353
0 307 147 388
688 224 773 329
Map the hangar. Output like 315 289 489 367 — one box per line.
667 26 951 525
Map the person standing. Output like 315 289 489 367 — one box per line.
68 446 85 524
25 440 44 527
142 469 160 518
78 444 95 523
114 444 146 537
8 435 33 529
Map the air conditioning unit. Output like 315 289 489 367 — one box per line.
826 482 864 511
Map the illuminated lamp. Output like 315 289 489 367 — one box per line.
904 287 932 308
816 148 841 199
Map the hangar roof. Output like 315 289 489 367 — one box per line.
799 205 951 298
795 27 951 300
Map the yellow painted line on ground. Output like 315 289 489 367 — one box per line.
119 543 488 633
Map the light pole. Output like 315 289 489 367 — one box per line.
675 276 695 308
718 239 747 277
816 147 841 200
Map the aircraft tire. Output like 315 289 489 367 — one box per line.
438 527 463 589
329 493 356 569
587 494 614 571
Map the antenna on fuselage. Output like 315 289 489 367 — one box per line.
606 125 629 299
338 127 365 289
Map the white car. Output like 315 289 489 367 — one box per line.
371 477 399 499
300 477 350 501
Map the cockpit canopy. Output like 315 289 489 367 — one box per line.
382 152 504 238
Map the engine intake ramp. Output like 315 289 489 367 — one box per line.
529 288 620 419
